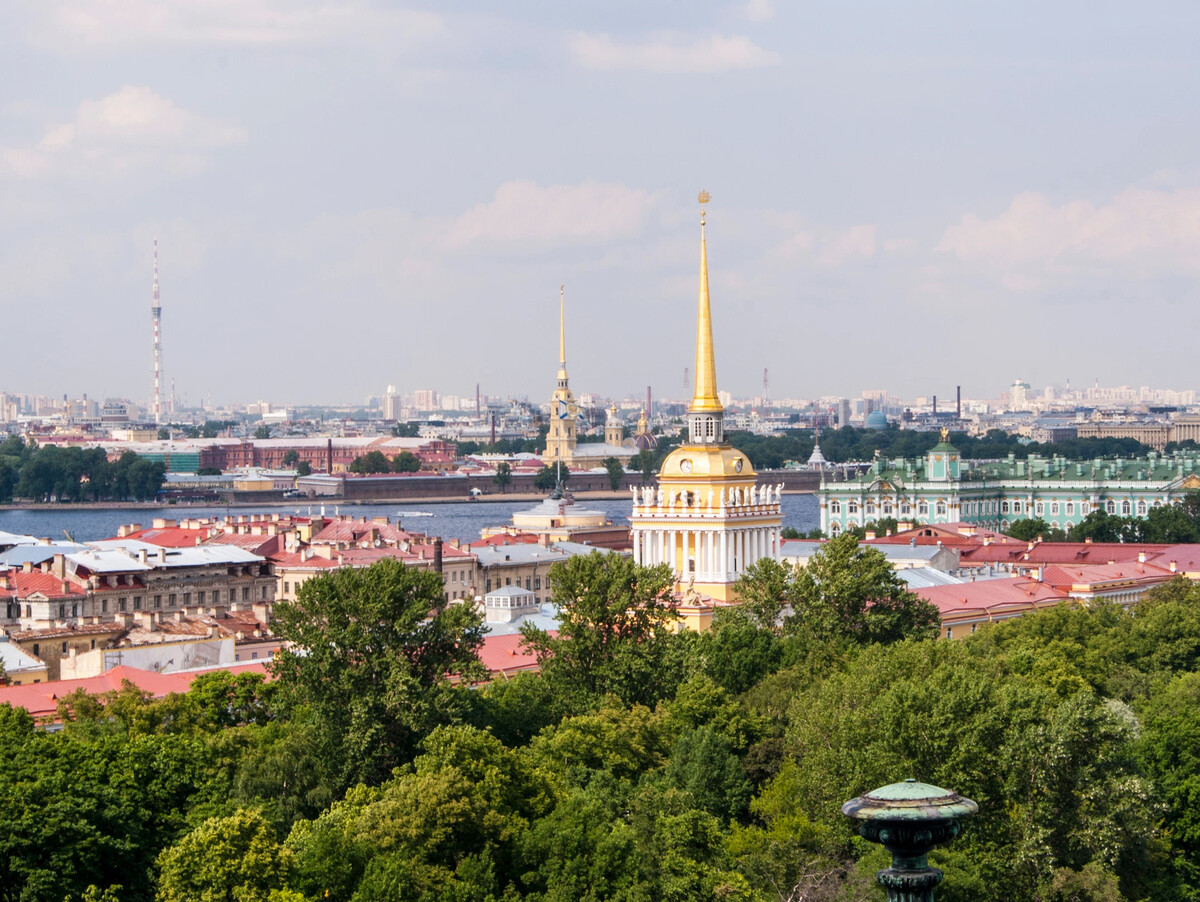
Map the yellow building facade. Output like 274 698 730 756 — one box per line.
629 195 783 602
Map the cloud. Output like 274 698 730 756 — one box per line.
0 86 246 181
570 32 781 74
742 0 775 22
937 187 1200 278
776 223 877 267
37 0 444 48
445 180 659 250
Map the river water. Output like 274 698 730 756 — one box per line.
0 494 820 545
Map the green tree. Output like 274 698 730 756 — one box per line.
157 427 170 440
603 456 626 491
156 808 291 902
269 558 487 790
1006 517 1067 542
392 451 421 473
533 464 568 491
788 533 940 644
281 450 299 467
492 462 512 493
254 424 272 440
522 553 682 710
295 461 311 477
348 450 392 475
392 422 419 437
634 448 657 483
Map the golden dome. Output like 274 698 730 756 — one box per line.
659 445 756 480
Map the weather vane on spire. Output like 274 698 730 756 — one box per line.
698 190 710 226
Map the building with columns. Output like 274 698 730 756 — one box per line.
818 430 1200 536
628 194 783 602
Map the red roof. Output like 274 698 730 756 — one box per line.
469 533 541 549
474 631 548 679
3 570 87 599
959 542 1179 566
1039 561 1173 590
0 661 270 722
917 578 1068 617
116 526 211 547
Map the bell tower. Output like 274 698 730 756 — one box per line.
543 285 578 465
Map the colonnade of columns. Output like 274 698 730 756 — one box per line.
631 524 781 582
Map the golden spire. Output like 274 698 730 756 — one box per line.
691 191 721 413
558 284 568 382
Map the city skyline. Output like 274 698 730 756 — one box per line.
4 2 1200 405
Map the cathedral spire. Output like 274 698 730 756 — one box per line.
558 284 568 385
691 191 721 414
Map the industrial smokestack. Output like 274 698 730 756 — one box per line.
956 385 961 419
433 536 443 574
646 385 652 420
933 395 937 417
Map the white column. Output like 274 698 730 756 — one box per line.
750 528 758 564
632 530 641 565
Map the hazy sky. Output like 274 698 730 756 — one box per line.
4 1 1200 409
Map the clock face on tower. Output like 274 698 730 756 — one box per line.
680 458 693 473
733 458 743 472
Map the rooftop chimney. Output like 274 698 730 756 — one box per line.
433 537 443 574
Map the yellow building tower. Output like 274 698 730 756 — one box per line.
629 193 783 603
543 285 578 465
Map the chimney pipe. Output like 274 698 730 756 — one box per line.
956 385 961 419
433 536 443 574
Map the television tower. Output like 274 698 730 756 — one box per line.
151 238 162 424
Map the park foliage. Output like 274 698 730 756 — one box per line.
4 541 1200 901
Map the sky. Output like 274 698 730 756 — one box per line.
3 1 1200 409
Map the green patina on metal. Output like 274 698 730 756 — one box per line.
843 779 978 902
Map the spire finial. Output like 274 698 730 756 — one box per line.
690 192 721 413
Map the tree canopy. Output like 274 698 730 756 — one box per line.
7 560 1200 901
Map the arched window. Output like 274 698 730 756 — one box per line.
830 522 841 536
1106 500 1116 513
936 501 947 516
865 502 876 516
1121 500 1131 516
848 501 859 514
1001 501 1009 513
1136 500 1146 515
883 502 893 515
918 501 929 515
705 417 714 438
830 500 841 514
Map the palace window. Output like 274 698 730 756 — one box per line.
1001 501 1009 513
1121 500 1131 516
865 502 876 516
1137 500 1147 515
1035 503 1044 516
848 501 859 514
830 500 841 514
883 502 893 515
1066 502 1074 515
1106 500 1116 514
900 502 911 515
1050 503 1059 515
936 502 946 516
918 501 929 516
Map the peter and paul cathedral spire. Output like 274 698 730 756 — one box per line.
544 284 578 465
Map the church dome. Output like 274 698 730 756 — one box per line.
659 445 756 480
633 431 658 451
866 410 888 430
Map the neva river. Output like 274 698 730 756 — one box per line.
0 494 820 545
